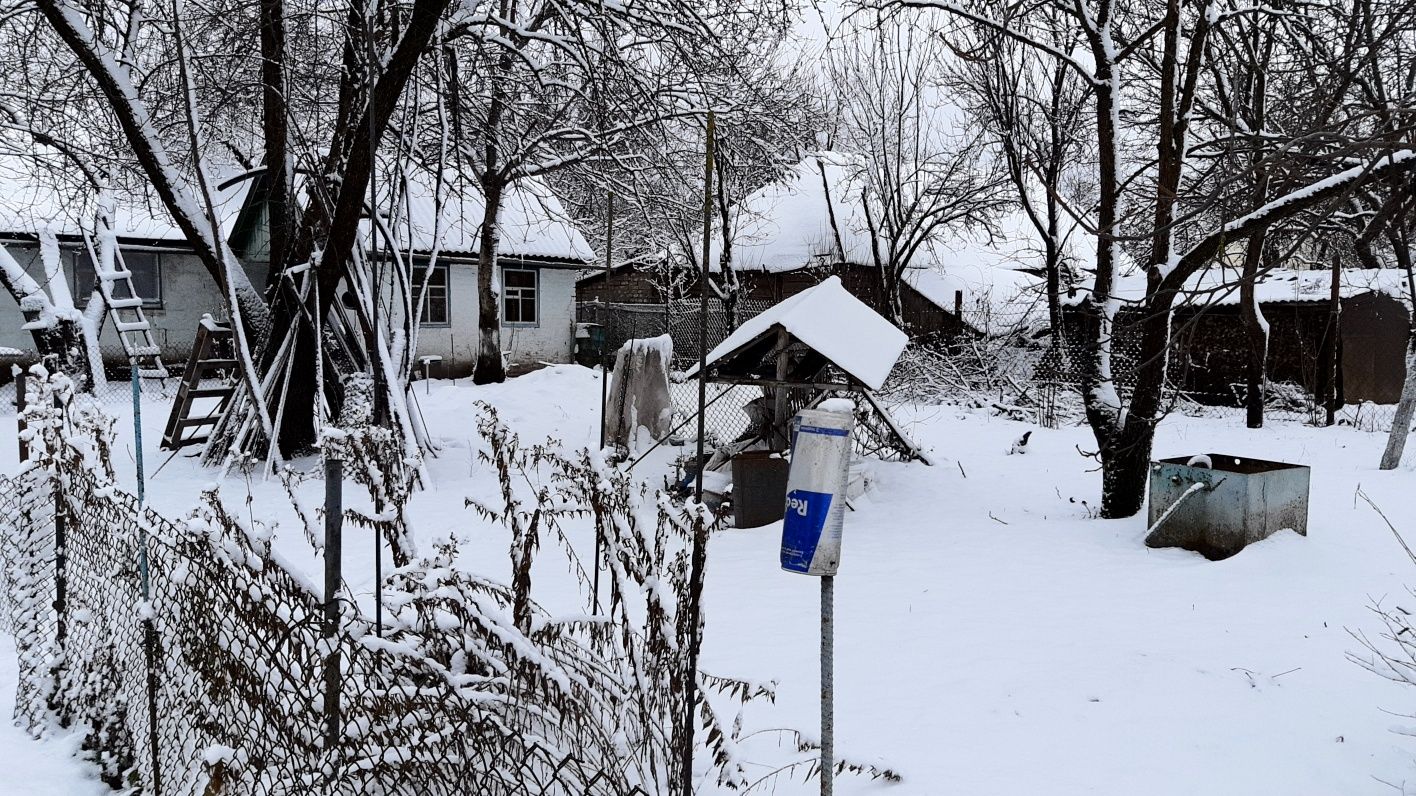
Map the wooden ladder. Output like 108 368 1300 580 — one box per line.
99 255 169 378
160 315 237 450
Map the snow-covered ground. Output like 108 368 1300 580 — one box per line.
3 365 1416 794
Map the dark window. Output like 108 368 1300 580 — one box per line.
503 267 537 325
68 248 162 308
414 262 449 326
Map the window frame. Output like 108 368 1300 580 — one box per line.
68 247 164 309
501 266 539 327
413 260 451 327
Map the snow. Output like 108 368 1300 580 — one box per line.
380 167 594 263
0 636 109 794
5 367 1416 793
686 276 908 391
0 151 250 243
1072 265 1412 309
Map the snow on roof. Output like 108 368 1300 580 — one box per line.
690 275 908 390
0 155 249 243
383 169 594 263
1067 266 1412 308
709 153 873 273
704 154 1093 330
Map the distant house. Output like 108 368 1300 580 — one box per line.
577 153 1047 341
0 160 593 377
1062 267 1412 405
231 168 594 376
0 160 257 367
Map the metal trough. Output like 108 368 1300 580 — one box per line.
1145 454 1310 560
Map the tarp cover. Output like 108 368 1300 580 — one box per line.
691 275 907 390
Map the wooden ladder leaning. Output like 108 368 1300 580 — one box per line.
98 258 169 379
161 315 237 450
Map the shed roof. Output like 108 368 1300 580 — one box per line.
687 275 907 391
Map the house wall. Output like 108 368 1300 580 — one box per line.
0 242 260 368
578 263 962 339
397 261 577 378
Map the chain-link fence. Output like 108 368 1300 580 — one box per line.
0 422 653 794
0 344 188 408
577 298 774 371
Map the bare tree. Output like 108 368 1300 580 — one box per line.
884 0 1416 517
828 16 1008 327
945 4 1092 341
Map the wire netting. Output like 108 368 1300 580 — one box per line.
0 459 651 795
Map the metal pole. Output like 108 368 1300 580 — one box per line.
821 574 834 796
132 365 161 795
679 108 715 796
133 365 146 508
323 457 343 750
594 191 615 614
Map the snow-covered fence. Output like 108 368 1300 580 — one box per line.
0 449 659 794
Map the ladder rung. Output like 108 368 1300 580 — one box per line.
178 416 220 429
107 298 143 309
164 434 209 447
115 321 150 332
185 387 232 398
138 368 169 378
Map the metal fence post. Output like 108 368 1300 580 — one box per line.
132 365 162 796
821 575 834 796
323 458 343 751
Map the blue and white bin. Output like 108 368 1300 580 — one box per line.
780 407 855 576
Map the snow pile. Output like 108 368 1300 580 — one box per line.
689 276 908 390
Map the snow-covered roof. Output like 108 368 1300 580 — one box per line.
703 153 1074 329
0 157 250 244
382 169 594 263
689 275 907 390
1068 267 1412 308
709 153 872 272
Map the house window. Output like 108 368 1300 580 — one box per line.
503 267 537 326
414 262 449 326
68 248 162 308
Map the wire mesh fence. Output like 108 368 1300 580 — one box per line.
0 409 656 795
577 298 774 371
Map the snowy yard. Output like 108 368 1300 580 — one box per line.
4 365 1416 794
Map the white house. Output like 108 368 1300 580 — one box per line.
0 159 592 377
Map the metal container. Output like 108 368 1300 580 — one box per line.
732 450 791 529
1145 454 1311 560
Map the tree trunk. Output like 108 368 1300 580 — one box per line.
474 179 506 384
1380 332 1416 469
1240 231 1268 428
1100 423 1155 518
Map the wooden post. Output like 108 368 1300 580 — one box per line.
773 326 791 451
15 367 27 462
1325 255 1342 426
